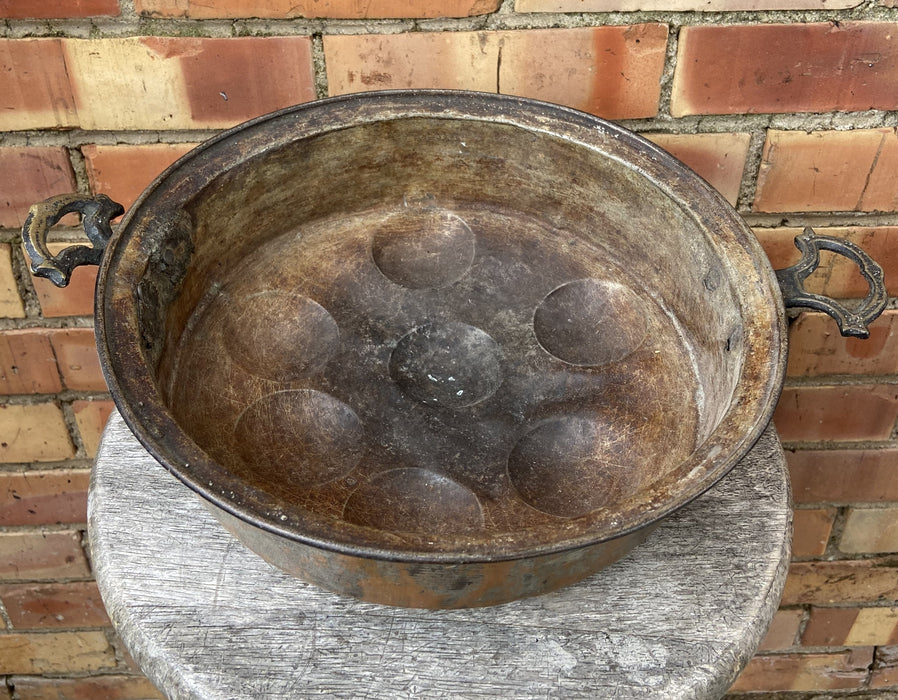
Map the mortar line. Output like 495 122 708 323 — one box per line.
3 7 898 39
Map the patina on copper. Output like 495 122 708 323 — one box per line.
21 91 886 608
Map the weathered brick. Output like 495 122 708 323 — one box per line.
72 399 115 458
82 143 197 211
0 329 62 395
30 242 97 318
773 384 898 443
0 244 25 319
755 226 898 298
805 607 898 647
0 403 75 463
672 22 898 117
519 0 860 8
783 559 898 605
728 648 873 692
0 631 113 673
872 645 898 689
0 147 77 228
135 0 499 17
847 607 898 646
788 448 898 503
840 507 898 554
0 580 109 628
792 507 836 558
754 128 898 213
9 674 165 700
47 328 105 392
0 469 90 526
0 40 77 131
642 132 749 206
324 25 668 119
0 530 90 581
801 606 859 647
0 0 120 17
758 608 803 651
64 37 316 130
786 311 898 377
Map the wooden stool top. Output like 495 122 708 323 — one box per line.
90 412 790 699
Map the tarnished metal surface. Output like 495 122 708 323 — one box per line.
22 193 123 287
776 228 886 338
53 92 800 606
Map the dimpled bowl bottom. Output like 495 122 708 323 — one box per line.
167 203 700 538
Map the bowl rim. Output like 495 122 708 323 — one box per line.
95 89 788 564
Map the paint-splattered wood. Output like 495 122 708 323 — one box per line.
89 412 790 700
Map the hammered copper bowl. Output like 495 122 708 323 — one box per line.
22 91 885 608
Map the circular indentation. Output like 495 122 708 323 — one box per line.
235 390 364 487
371 210 475 289
533 279 649 367
223 291 339 382
343 468 483 534
507 415 639 518
389 322 502 408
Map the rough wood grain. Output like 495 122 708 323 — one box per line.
89 412 790 700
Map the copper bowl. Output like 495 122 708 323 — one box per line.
23 91 885 607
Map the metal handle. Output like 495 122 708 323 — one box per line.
775 228 887 339
22 193 124 288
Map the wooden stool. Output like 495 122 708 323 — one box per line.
89 412 790 699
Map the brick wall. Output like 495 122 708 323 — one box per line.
1 0 898 697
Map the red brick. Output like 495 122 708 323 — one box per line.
520 0 860 8
792 507 836 558
728 648 873 692
773 384 898 442
0 403 75 463
754 128 898 213
135 0 499 17
872 645 898 688
840 507 898 554
9 675 165 700
72 399 114 458
642 132 749 206
788 448 898 503
0 469 90 526
82 143 197 211
117 640 143 672
324 25 668 120
0 244 25 319
0 147 77 228
801 606 860 646
0 0 119 17
0 581 109 628
783 559 898 605
0 530 90 581
672 22 898 117
755 226 898 298
30 242 98 318
47 328 105 392
758 608 803 651
0 631 113 673
786 311 898 377
0 40 78 131
64 37 316 130
0 329 62 395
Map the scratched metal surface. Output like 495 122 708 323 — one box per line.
89 412 790 700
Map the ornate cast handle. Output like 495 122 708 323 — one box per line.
775 228 887 339
22 193 125 288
